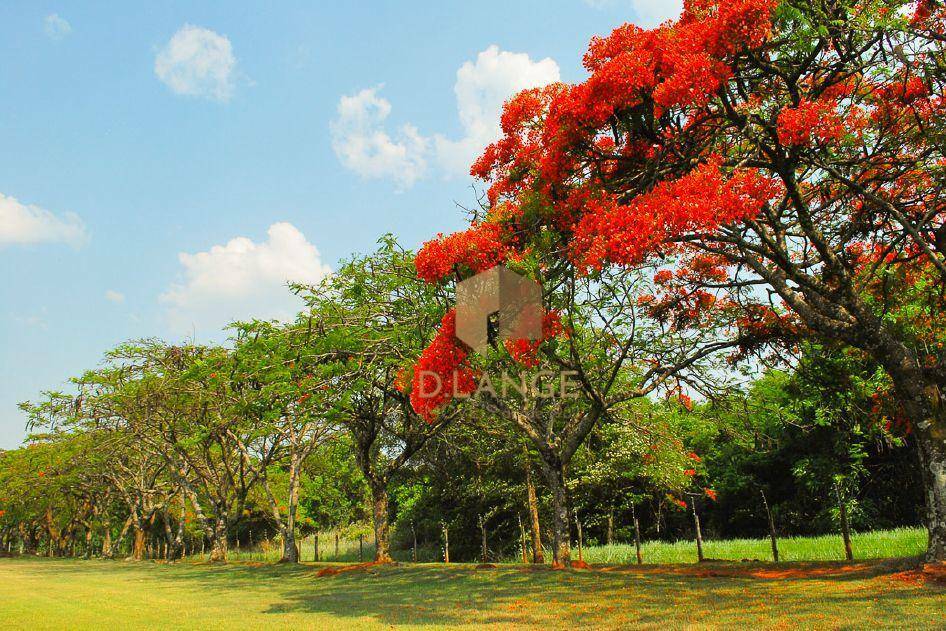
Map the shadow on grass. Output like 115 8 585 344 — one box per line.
2 557 941 628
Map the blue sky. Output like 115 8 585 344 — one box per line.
0 0 682 448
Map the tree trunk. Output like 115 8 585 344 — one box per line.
479 515 488 563
281 529 299 564
835 483 854 562
538 461 570 568
607 511 614 546
631 504 643 565
277 458 302 564
915 424 946 562
84 526 93 559
518 515 528 563
313 534 319 562
370 482 392 563
208 516 228 563
761 489 779 563
524 456 545 564
334 532 340 559
172 494 186 561
690 496 705 563
132 526 146 561
412 523 418 563
874 337 946 562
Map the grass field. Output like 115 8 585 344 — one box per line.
221 527 929 565
0 555 944 630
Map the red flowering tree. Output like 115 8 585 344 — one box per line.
413 0 946 562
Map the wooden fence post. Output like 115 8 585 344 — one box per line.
442 523 450 563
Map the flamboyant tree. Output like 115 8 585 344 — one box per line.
410 0 946 561
408 262 732 565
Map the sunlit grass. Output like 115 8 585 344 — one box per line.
580 527 928 564
217 527 927 565
0 555 943 630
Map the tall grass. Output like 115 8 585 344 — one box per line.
576 527 927 564
212 527 927 565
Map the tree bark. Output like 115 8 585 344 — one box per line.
690 496 705 563
518 514 528 563
760 489 779 563
370 483 392 563
276 456 301 563
878 350 946 563
538 461 570 568
132 526 146 561
631 503 642 565
835 483 854 562
524 456 545 564
208 516 228 563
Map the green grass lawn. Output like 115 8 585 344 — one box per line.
0 556 943 630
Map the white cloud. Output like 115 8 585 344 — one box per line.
13 308 49 330
43 14 71 40
434 46 560 176
331 46 560 189
160 222 331 336
155 25 237 102
0 193 88 248
105 290 125 304
582 0 683 26
330 87 429 191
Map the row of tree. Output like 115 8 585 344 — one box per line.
1 0 945 564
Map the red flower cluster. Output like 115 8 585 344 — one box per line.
777 99 844 147
670 496 689 510
504 311 565 368
409 311 477 421
415 223 512 284
704 488 718 501
570 159 782 271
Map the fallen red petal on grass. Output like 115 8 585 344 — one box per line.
315 561 394 577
